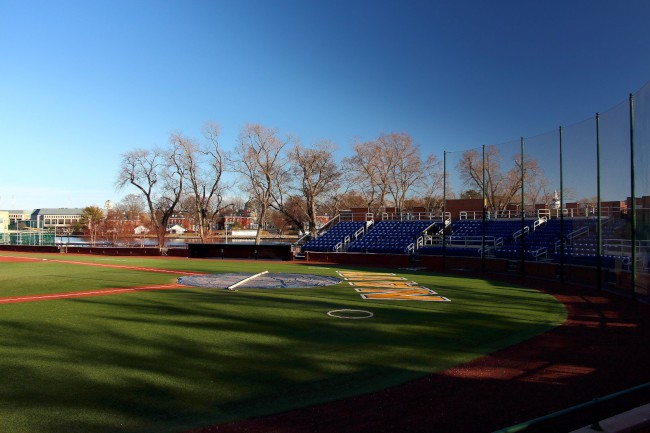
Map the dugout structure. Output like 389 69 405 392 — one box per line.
187 243 294 260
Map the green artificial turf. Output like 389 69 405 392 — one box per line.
0 253 566 433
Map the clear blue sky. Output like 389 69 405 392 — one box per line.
1 0 649 209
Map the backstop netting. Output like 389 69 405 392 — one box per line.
436 80 650 300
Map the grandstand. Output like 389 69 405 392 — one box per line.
301 213 441 255
302 208 648 276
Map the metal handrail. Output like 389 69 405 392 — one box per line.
493 381 650 433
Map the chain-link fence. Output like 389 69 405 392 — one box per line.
0 230 56 246
439 81 650 299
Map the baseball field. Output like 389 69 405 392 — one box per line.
0 252 566 433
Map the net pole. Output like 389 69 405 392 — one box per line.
482 144 486 273
629 93 637 298
596 113 603 291
442 150 447 270
520 137 526 278
559 126 566 282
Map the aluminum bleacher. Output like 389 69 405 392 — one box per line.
302 221 367 252
347 220 438 254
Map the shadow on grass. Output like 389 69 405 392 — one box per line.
0 273 566 433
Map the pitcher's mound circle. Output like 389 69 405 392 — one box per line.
178 273 341 289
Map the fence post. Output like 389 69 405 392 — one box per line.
559 126 566 282
443 150 447 270
590 398 604 431
596 113 603 290
520 137 526 278
629 93 637 298
482 144 486 273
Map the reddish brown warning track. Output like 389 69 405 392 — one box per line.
0 254 199 304
48 259 203 275
0 255 40 263
188 281 650 433
0 283 187 304
0 254 202 275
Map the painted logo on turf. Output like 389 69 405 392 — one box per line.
337 271 450 302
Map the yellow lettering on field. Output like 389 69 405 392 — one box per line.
336 271 450 302
338 271 395 277
350 281 420 288
362 294 450 302
343 276 406 281
355 288 436 295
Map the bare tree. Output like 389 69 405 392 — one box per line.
344 140 386 214
420 155 445 212
272 192 308 235
229 196 246 216
344 133 437 215
118 193 146 222
380 133 441 213
456 145 543 213
231 124 291 245
175 124 230 243
316 167 363 217
267 208 295 235
279 140 341 236
116 138 184 250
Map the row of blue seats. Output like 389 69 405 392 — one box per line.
302 221 366 252
347 220 436 254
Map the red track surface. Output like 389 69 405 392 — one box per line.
0 254 199 304
0 283 187 304
0 254 201 275
188 282 650 433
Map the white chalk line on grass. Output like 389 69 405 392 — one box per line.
226 270 269 290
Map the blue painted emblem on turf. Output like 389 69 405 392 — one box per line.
178 273 340 289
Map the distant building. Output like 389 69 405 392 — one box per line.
134 225 150 235
168 213 195 232
5 210 33 229
167 224 186 234
0 211 9 233
31 208 84 230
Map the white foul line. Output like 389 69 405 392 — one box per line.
226 271 269 290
